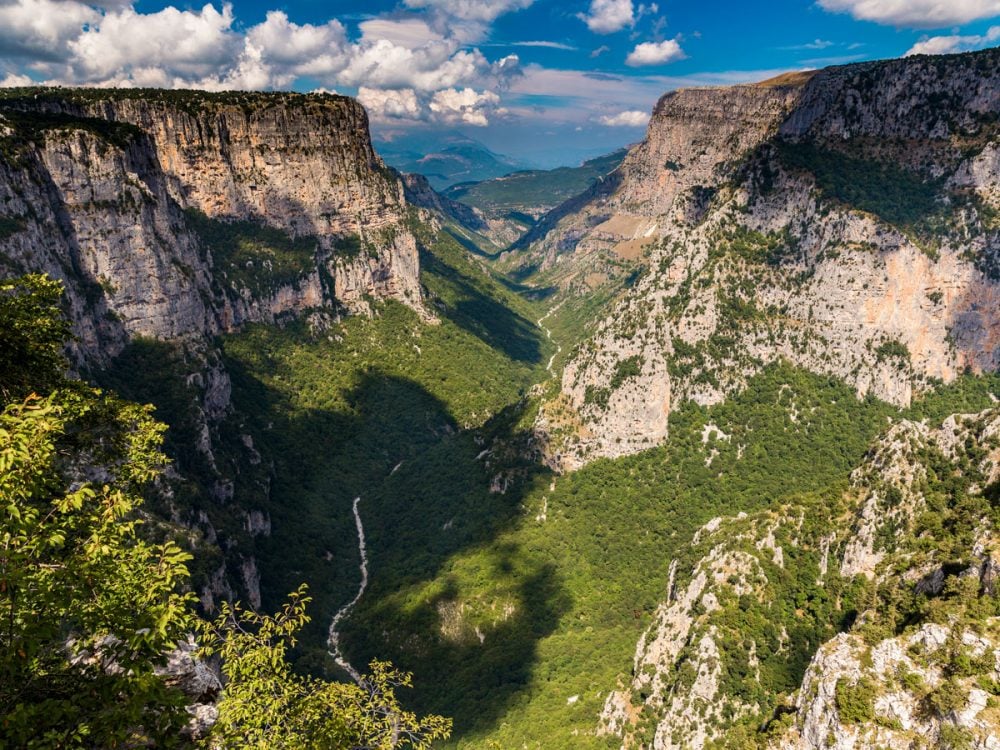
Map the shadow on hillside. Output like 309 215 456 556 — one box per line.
495 275 558 302
421 248 544 364
221 356 565 740
444 226 498 259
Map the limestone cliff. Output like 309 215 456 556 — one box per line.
528 50 1000 469
0 89 421 367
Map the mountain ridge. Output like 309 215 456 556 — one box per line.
520 47 1000 469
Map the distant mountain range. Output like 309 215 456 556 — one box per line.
443 148 628 219
375 132 528 190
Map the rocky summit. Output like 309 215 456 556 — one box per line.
3 44 1000 750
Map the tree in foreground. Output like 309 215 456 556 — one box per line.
0 274 196 746
0 389 197 746
199 586 452 749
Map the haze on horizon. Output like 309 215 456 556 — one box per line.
3 0 1000 166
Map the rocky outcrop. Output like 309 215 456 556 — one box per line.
401 171 486 231
772 625 1000 750
601 405 1000 749
157 637 222 740
779 54 1000 145
527 49 1000 469
617 83 805 217
598 509 805 749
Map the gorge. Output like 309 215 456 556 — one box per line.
3 45 1000 750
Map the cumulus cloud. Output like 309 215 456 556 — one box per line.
429 87 502 125
0 0 555 130
598 110 649 127
248 11 348 68
338 41 488 91
0 0 512 97
67 4 240 82
0 71 34 87
818 0 1000 28
491 53 523 89
357 86 423 120
0 0 99 62
625 38 686 66
905 25 1000 55
356 84 505 126
578 0 634 34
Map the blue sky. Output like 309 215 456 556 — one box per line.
2 0 1000 165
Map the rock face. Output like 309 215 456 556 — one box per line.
528 50 1000 469
401 171 487 232
772 625 1000 750
0 89 422 366
600 406 1000 750
615 83 804 219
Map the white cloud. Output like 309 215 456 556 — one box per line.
491 53 523 88
578 0 634 34
782 38 834 50
0 72 33 87
905 25 1000 55
0 0 99 62
509 40 577 50
338 40 488 91
358 17 443 49
818 0 1000 28
636 3 659 20
249 11 348 67
625 38 686 66
68 4 240 81
402 0 534 42
356 83 507 127
429 86 502 125
197 40 275 91
4 0 508 95
598 109 649 126
354 77 507 126
358 86 423 120
403 0 533 22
